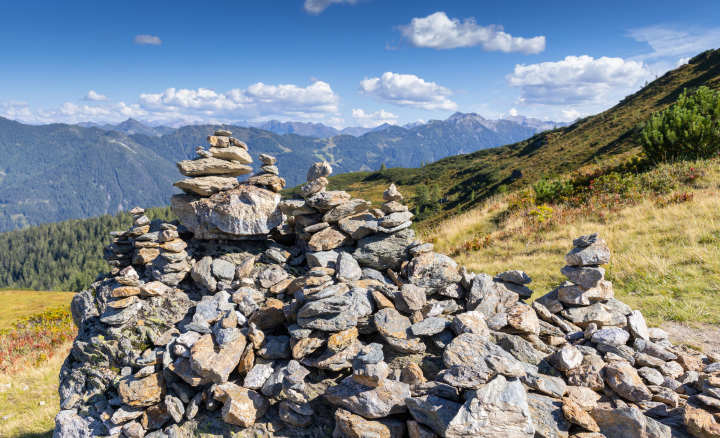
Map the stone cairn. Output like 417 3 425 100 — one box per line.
58 156 720 438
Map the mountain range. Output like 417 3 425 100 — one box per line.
77 113 567 139
0 111 566 232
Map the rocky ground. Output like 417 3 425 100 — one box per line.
52 139 720 438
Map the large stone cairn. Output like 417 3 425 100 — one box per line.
57 162 720 438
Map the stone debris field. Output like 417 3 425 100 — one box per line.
54 131 720 438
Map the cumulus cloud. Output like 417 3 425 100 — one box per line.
627 24 720 60
359 72 458 111
134 35 162 45
676 57 691 67
507 55 650 106
351 109 398 128
140 81 340 120
397 12 545 54
82 90 110 102
304 0 356 14
2 81 342 125
556 109 583 122
508 108 518 117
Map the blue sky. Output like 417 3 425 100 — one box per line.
1 0 719 128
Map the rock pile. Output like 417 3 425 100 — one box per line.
171 132 286 240
56 159 720 438
174 130 253 197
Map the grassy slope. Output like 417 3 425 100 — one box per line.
287 49 720 228
0 290 75 329
0 343 70 438
422 160 720 327
0 290 78 437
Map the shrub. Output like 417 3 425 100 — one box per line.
642 86 720 162
533 178 574 204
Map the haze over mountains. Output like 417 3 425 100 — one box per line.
0 111 565 232
76 112 567 139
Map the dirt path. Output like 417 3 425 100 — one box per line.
661 321 720 356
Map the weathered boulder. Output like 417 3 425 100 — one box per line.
325 376 411 418
171 185 283 239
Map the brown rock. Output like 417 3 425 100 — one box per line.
133 247 160 264
401 362 427 385
372 290 395 310
563 397 600 432
335 408 393 438
237 344 255 375
291 332 327 359
270 278 293 294
190 334 247 384
112 286 141 298
566 386 601 411
248 300 285 330
308 226 353 252
140 281 169 297
118 373 166 407
159 239 187 253
140 403 171 430
213 382 270 427
328 327 359 353
247 173 286 192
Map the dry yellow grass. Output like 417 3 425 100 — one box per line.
0 291 75 329
423 185 720 327
0 342 70 438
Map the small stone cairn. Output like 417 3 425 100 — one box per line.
57 161 720 438
173 130 286 197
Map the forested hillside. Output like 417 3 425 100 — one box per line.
0 206 173 291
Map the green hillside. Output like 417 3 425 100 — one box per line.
291 49 720 228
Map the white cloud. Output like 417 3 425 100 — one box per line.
627 25 720 60
359 72 458 111
676 57 690 67
556 109 583 122
397 12 545 54
82 90 110 102
2 81 342 125
508 108 518 117
1 100 28 109
303 0 356 14
507 55 650 106
133 35 162 45
351 109 399 128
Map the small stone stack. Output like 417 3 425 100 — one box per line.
247 153 286 193
174 130 252 197
379 183 413 233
